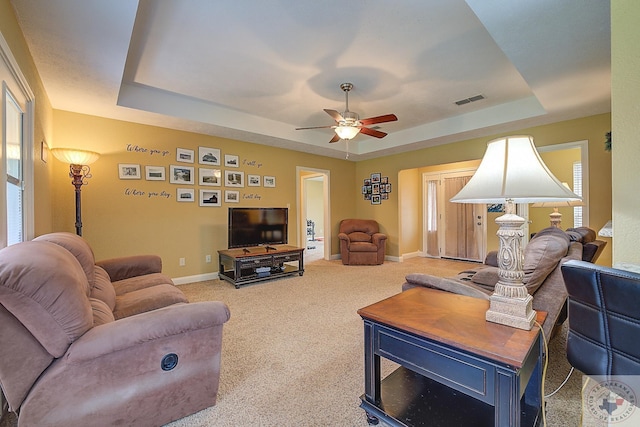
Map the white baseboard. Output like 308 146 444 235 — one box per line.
397 251 423 262
173 272 219 285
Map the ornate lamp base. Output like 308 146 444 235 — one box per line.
549 208 562 228
486 293 536 330
487 199 536 331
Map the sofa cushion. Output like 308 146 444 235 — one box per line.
113 284 188 320
405 273 491 300
90 297 115 326
0 241 93 358
567 227 596 243
349 232 372 242
522 227 570 294
34 232 96 292
471 267 500 288
91 266 116 310
111 272 176 296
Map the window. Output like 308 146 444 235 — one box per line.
1 32 34 248
5 92 23 244
573 161 583 227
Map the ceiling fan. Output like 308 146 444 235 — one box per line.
296 83 398 143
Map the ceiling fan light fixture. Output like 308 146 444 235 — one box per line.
335 125 360 140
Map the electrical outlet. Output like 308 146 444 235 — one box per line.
205 255 212 263
179 257 185 266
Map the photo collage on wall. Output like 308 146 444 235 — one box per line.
117 146 276 206
362 172 391 205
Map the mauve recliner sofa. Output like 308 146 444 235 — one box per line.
0 233 230 426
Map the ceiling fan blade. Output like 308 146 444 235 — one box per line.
329 133 340 143
295 125 335 130
324 109 344 122
360 126 387 139
359 114 398 126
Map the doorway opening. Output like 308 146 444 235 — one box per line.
297 167 330 262
423 169 486 262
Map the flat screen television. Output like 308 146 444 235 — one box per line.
228 207 288 249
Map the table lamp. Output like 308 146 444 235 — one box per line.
51 148 100 236
531 183 584 228
450 135 580 330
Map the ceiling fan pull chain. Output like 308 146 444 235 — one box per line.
346 140 350 159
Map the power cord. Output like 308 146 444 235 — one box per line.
534 321 549 427
534 321 576 427
545 367 574 398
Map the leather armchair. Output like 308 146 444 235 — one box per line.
338 219 386 265
0 239 230 426
561 260 640 376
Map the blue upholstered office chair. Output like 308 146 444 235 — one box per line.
561 260 640 375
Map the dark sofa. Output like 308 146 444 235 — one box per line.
402 227 605 341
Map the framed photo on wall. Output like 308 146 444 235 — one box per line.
263 176 276 187
247 174 261 187
176 188 194 202
145 166 165 181
198 146 220 166
224 154 239 167
199 189 221 206
225 170 244 187
170 165 195 184
199 168 221 186
176 148 194 163
224 190 239 203
118 164 141 179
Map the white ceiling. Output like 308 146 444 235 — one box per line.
10 0 610 161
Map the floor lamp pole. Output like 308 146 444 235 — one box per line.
69 163 91 236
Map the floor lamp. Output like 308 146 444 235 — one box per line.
450 136 580 330
51 148 100 236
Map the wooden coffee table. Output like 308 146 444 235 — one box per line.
358 287 546 427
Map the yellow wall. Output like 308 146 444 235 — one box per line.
52 112 613 276
397 168 420 257
612 1 640 265
358 113 612 266
0 0 54 236
52 110 356 277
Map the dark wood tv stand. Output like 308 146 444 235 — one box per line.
218 245 304 288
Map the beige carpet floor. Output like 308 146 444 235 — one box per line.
1 257 584 426
164 257 584 427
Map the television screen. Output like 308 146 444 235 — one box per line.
228 207 288 249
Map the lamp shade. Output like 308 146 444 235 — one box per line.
450 135 580 204
51 148 100 165
531 183 584 207
334 125 360 140
531 199 584 208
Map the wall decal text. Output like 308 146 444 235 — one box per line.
126 144 171 157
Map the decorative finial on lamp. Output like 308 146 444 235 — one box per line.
451 136 580 330
51 148 100 236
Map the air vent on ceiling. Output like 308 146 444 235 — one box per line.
455 94 485 106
